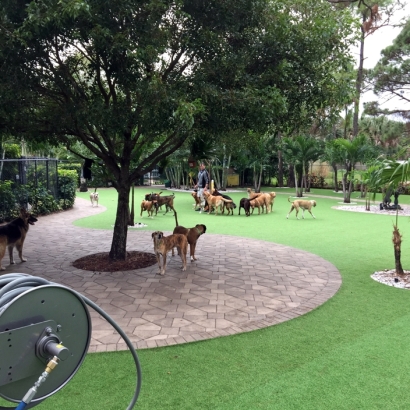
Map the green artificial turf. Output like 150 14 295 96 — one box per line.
10 187 410 409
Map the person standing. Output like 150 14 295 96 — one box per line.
195 162 209 213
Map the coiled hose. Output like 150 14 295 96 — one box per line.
0 273 142 409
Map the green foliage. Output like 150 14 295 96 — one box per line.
369 18 410 119
57 169 77 209
3 143 21 158
27 184 60 215
0 181 17 222
58 162 81 181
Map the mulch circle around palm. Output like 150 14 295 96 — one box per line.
72 251 157 272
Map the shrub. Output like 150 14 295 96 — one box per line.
0 181 18 222
58 169 77 209
28 184 61 215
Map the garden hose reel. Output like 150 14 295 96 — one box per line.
0 283 91 408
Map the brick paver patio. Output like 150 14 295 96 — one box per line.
3 197 341 352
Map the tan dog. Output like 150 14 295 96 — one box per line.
90 188 99 207
203 191 233 215
286 197 317 219
0 208 37 270
172 224 206 261
152 231 187 275
250 196 266 215
248 188 277 213
140 200 156 218
191 191 201 210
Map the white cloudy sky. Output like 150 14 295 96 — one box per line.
357 3 410 113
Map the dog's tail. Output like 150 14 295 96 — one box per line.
288 196 292 203
222 198 233 203
94 187 98 193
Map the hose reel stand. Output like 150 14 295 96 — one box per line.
0 284 91 408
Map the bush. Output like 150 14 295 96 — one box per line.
58 169 77 209
28 184 61 215
0 181 18 222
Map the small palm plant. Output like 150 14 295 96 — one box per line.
372 159 410 276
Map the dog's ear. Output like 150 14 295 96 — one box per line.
151 232 156 238
202 225 207 233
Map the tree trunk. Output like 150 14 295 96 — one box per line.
257 165 262 192
332 163 338 192
392 224 404 275
294 165 299 197
288 165 295 188
109 184 131 260
353 16 366 138
128 183 135 226
277 150 284 187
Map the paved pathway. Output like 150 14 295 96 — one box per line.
2 198 341 352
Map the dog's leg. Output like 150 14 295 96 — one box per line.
8 245 15 264
161 252 167 275
286 206 294 219
190 243 196 261
15 244 26 262
180 244 187 271
308 209 316 219
155 251 162 274
0 244 7 270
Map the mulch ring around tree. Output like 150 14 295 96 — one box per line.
72 251 157 272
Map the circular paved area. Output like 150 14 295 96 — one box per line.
2 198 341 352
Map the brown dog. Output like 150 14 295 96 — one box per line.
238 198 251 216
203 191 233 215
152 231 187 275
0 208 37 270
172 224 206 261
145 192 176 215
191 191 201 210
286 197 317 219
140 200 156 218
250 196 266 215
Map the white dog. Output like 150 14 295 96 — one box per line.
90 189 99 207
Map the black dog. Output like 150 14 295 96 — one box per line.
238 198 251 217
212 189 237 209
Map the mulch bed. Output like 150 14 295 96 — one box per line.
72 251 157 272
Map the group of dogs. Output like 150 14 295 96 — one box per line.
146 188 317 276
0 188 316 274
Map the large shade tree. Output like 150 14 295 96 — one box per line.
0 0 357 260
369 18 410 119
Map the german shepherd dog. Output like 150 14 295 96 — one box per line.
0 208 37 270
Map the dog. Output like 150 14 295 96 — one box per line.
238 198 251 216
192 191 202 210
172 224 206 261
152 231 187 275
140 200 156 218
145 192 176 215
212 188 236 215
286 197 317 219
0 208 37 270
90 188 99 207
247 188 276 213
250 196 266 215
203 191 233 215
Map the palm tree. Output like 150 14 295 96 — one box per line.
334 135 376 203
371 159 410 276
322 140 343 192
282 135 322 197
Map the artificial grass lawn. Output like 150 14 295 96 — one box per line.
27 187 410 408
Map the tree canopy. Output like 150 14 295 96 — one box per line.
0 0 358 259
369 18 410 119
